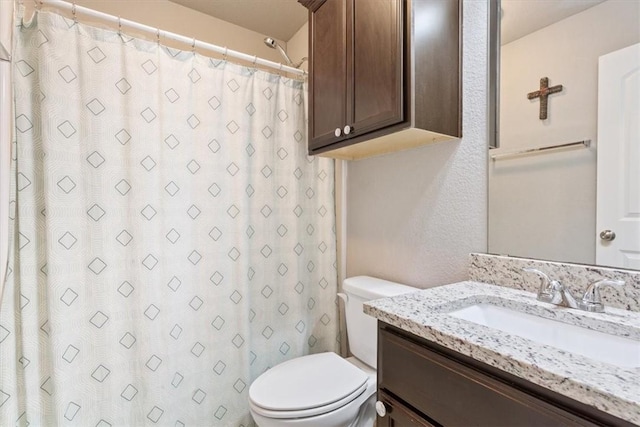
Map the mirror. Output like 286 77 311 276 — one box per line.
488 0 640 270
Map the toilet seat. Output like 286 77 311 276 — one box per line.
249 382 367 419
249 352 369 419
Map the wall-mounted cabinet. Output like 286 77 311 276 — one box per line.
299 0 462 160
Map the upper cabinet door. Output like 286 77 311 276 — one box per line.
349 0 404 137
309 0 349 151
302 0 461 159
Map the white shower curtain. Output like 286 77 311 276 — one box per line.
0 9 338 426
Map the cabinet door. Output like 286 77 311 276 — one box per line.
309 0 349 151
349 0 404 137
377 391 438 427
379 328 601 427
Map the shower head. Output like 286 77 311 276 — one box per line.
263 36 307 69
263 37 278 49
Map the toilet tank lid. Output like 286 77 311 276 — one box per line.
342 276 416 300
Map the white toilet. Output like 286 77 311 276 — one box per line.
248 276 416 427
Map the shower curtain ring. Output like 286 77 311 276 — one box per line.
252 55 258 69
223 47 228 61
191 38 196 54
72 2 77 23
117 16 122 36
156 28 160 45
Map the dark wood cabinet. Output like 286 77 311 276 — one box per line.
377 322 635 427
308 0 349 148
300 0 462 160
377 391 437 427
349 0 404 141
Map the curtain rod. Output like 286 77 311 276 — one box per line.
35 0 307 78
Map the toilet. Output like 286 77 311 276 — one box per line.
248 276 416 427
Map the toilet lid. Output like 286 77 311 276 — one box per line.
249 352 368 412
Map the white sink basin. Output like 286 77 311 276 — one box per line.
449 303 640 368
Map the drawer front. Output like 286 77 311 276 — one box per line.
378 328 598 427
377 390 437 427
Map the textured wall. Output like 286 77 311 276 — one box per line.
490 0 640 265
345 0 489 289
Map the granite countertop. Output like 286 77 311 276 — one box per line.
364 281 640 424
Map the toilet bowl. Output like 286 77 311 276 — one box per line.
248 276 416 427
249 353 376 427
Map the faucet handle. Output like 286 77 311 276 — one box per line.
578 279 625 312
523 268 556 303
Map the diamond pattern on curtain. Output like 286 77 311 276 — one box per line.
0 9 337 426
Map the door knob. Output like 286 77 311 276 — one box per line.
334 127 342 137
343 125 353 135
600 230 616 241
375 401 388 417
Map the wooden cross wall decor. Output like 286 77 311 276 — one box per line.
527 77 563 120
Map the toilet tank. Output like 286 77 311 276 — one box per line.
342 276 416 369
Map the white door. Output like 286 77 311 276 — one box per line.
596 43 640 269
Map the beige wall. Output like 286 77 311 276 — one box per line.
287 21 309 73
31 0 289 65
345 0 489 289
489 0 640 265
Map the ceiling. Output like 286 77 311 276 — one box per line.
501 0 606 44
169 0 308 42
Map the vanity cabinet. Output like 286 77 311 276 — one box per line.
377 323 634 427
299 0 462 160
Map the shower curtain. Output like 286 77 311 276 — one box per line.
0 9 338 426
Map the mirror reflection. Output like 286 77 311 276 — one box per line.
489 0 640 270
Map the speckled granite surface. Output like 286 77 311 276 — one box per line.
364 281 640 424
469 253 640 311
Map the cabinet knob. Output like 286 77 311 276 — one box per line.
343 125 353 135
334 127 342 137
375 400 388 417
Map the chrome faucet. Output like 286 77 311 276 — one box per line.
523 268 578 308
578 279 626 312
523 268 625 313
